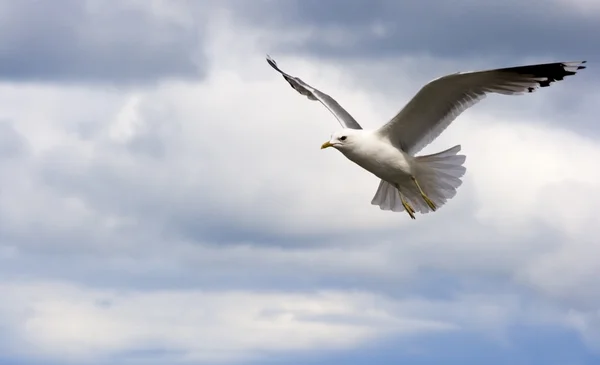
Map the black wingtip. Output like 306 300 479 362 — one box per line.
504 60 587 89
266 54 282 74
265 54 297 90
266 54 276 66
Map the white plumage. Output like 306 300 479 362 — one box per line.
266 55 586 219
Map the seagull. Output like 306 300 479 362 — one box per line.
266 55 586 219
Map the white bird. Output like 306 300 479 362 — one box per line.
266 55 586 219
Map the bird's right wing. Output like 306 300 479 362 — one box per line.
376 61 587 155
266 55 363 130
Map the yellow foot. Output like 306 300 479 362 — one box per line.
411 176 437 211
402 198 416 219
396 184 416 219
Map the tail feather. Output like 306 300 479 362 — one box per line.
371 180 406 212
371 145 466 215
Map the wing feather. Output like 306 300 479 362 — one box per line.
376 61 587 155
266 55 362 130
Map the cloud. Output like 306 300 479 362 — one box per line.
0 2 600 364
0 120 27 158
0 0 206 85
233 0 600 63
437 113 600 235
0 280 455 363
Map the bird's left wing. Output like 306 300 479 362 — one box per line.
376 61 587 155
266 55 363 130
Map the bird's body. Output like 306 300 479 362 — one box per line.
266 55 586 219
331 129 413 182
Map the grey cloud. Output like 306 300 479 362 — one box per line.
0 121 27 158
0 0 206 85
238 0 599 63
0 222 556 298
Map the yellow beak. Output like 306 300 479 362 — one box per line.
321 141 333 149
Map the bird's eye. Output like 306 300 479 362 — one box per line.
340 136 347 141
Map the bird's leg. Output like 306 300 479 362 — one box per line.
402 198 416 219
395 184 416 219
411 176 437 211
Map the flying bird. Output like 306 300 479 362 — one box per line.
266 55 586 219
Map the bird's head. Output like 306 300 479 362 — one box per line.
320 129 362 151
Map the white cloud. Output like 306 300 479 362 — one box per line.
435 113 600 236
0 280 455 363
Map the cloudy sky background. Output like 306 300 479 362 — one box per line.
0 0 599 364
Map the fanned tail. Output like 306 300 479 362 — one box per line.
371 145 466 215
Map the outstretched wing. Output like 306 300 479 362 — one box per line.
266 55 362 130
376 61 587 155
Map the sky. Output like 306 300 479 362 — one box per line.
0 0 599 364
